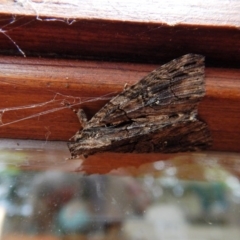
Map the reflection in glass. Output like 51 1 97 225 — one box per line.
0 142 240 239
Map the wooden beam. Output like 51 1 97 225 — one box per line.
0 1 239 175
0 56 240 153
0 1 240 67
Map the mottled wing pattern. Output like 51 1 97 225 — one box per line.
86 54 205 128
69 118 211 157
68 54 211 157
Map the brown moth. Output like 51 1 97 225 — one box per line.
68 54 211 157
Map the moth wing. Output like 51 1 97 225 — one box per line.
112 121 211 153
68 119 211 157
86 54 205 128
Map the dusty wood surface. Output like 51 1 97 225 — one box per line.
1 0 239 25
0 1 240 67
0 56 240 154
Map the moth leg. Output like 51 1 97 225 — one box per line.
124 83 129 90
62 100 88 128
75 109 88 128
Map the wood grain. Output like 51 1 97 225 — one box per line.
0 1 240 67
0 56 240 153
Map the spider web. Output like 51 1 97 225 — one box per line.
0 91 115 127
0 2 117 139
0 0 78 57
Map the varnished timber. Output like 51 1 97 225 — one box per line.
0 56 240 154
1 0 240 172
0 1 240 67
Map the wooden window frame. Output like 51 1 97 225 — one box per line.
0 1 240 172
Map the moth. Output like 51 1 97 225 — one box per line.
68 54 211 157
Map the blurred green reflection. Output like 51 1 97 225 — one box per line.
0 140 240 240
